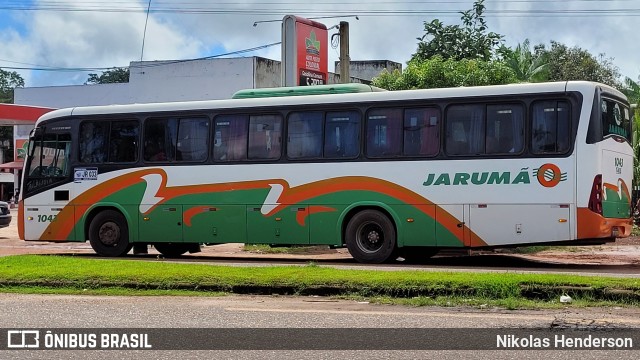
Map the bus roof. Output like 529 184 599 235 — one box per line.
231 83 386 99
35 81 627 125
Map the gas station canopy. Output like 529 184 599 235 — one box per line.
0 103 55 125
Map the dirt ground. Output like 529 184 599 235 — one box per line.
2 207 640 265
515 239 640 266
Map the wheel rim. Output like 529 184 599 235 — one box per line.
355 221 384 254
98 221 121 246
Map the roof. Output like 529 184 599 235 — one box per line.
36 81 627 125
232 84 385 99
0 104 56 125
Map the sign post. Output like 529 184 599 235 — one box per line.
281 15 328 87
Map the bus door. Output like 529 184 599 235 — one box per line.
23 131 74 241
138 204 183 243
246 204 310 245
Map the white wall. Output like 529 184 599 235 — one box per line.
128 58 256 103
15 83 130 108
14 58 260 108
14 56 379 109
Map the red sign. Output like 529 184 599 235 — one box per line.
295 18 328 86
15 139 28 161
0 104 54 124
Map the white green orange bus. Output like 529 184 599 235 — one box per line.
19 81 633 263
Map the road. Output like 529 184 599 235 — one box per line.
3 211 640 359
1 293 640 359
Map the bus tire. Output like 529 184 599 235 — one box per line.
88 210 132 257
154 243 190 258
345 209 397 263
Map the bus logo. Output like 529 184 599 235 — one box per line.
534 163 566 188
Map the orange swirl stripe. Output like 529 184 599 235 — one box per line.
41 171 487 246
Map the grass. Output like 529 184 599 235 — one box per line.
632 225 640 237
242 244 331 254
1 255 640 308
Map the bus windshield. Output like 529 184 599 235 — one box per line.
601 98 631 143
26 132 71 178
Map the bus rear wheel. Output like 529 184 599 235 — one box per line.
153 243 190 258
345 209 397 263
88 210 132 257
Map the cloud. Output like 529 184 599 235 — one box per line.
490 0 639 79
0 0 204 86
1 0 638 87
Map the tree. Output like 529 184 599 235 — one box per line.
620 76 640 193
622 76 640 107
536 41 621 88
0 68 25 104
372 56 517 90
85 67 130 84
499 40 547 82
412 0 504 62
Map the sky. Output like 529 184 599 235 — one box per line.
0 0 638 88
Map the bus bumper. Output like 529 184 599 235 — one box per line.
577 208 633 239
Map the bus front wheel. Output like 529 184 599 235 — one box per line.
345 210 397 263
88 210 132 257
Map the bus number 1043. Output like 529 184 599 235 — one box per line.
37 214 57 222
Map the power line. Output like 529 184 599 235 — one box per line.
140 0 152 61
0 42 282 72
1 1 640 17
2 0 638 4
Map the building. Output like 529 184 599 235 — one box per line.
15 56 401 107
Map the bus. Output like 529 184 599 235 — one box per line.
19 81 633 263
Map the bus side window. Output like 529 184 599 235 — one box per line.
324 111 360 158
79 121 108 163
177 118 209 162
446 105 484 155
109 120 139 162
404 108 439 156
532 100 569 154
248 114 282 160
366 108 402 158
287 111 323 159
144 118 177 162
486 104 524 154
214 115 248 162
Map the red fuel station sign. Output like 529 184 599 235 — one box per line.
296 19 328 85
282 15 328 87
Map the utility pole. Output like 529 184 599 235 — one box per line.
339 21 350 84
